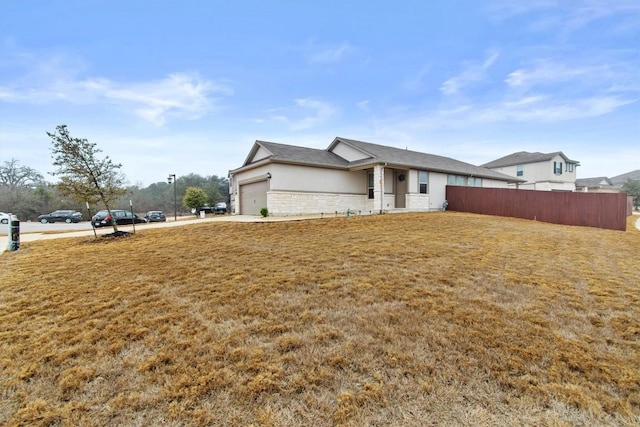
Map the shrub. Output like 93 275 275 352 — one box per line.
260 207 268 217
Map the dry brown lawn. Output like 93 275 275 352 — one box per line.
1 212 638 426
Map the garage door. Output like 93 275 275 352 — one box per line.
240 180 268 215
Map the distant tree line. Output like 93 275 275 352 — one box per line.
0 158 229 221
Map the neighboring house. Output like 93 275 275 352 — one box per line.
228 137 522 216
575 177 619 193
481 151 580 191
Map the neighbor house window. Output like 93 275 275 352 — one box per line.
516 165 523 176
554 161 563 175
419 171 429 194
368 172 374 199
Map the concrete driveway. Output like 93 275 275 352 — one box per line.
0 214 323 254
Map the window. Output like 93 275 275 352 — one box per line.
418 171 429 194
566 163 574 172
554 161 563 175
368 172 374 199
516 165 523 177
447 174 482 187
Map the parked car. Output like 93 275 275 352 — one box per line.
91 210 148 227
197 206 215 214
38 210 83 224
0 212 11 224
213 202 227 214
144 210 166 222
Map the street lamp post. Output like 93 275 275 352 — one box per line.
167 174 177 221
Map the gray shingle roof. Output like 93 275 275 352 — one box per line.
481 151 579 168
236 137 522 183
252 140 349 168
332 137 522 182
575 177 614 188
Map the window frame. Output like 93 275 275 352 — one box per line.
554 161 563 175
367 172 374 199
418 171 429 194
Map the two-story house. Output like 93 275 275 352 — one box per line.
481 151 580 191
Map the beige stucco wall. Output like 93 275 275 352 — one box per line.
330 141 370 161
269 163 366 193
490 154 577 191
252 146 272 162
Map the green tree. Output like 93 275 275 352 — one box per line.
622 179 640 210
182 187 207 214
47 125 128 233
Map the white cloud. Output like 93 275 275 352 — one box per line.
307 41 352 64
356 100 370 112
0 53 232 126
440 51 500 96
269 97 337 131
506 61 615 88
490 0 640 32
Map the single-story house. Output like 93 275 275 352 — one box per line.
575 177 619 193
481 151 580 191
229 137 523 216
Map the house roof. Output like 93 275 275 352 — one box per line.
233 137 523 183
575 177 614 188
329 137 522 182
244 140 350 168
481 151 580 168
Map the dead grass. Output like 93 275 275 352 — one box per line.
0 212 638 426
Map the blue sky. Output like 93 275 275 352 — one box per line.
1 0 638 186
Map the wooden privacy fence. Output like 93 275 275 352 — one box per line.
445 186 629 231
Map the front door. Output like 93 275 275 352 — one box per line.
395 171 407 208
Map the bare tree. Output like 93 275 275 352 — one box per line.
47 125 128 234
0 158 44 190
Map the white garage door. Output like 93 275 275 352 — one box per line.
240 180 268 215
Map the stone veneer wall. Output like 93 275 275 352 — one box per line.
268 191 373 216
405 193 431 210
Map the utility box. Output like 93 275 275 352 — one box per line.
7 214 19 251
200 210 206 219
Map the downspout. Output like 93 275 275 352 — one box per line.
380 163 387 214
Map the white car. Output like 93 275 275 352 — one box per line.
0 212 11 224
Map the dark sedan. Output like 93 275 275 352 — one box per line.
91 210 148 227
38 210 83 224
144 210 166 222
